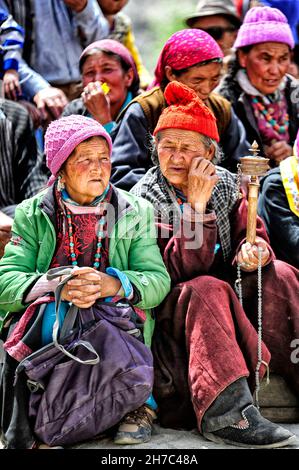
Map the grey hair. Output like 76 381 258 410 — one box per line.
201 135 223 165
152 132 223 165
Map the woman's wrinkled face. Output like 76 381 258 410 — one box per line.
82 52 133 106
166 62 222 101
60 136 111 205
156 128 214 191
238 42 291 95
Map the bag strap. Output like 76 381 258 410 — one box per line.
47 266 74 280
59 303 77 339
46 267 100 365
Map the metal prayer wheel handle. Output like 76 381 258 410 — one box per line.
239 142 270 244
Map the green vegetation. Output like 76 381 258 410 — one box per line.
124 0 196 74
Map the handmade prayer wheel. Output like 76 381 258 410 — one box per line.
239 141 269 244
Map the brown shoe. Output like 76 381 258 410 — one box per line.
114 405 156 445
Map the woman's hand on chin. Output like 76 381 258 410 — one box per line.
61 267 121 307
82 81 112 125
187 157 219 212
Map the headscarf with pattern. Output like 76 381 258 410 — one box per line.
153 29 223 87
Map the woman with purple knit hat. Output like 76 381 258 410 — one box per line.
218 5 299 166
0 114 170 448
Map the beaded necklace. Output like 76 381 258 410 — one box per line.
251 96 289 136
63 185 110 269
66 208 106 268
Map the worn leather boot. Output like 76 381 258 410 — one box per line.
203 404 297 448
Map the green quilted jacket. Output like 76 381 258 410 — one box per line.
0 186 171 345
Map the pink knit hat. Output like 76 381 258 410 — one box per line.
79 39 139 89
45 115 112 185
234 6 294 49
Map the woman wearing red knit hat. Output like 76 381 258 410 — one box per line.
110 28 249 191
131 80 299 449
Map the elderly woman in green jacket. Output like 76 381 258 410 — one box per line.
0 114 170 449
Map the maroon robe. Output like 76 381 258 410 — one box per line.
153 197 299 431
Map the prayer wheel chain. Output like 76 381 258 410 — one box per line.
236 247 269 408
235 164 243 200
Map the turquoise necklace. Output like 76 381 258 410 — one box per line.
66 208 106 268
63 185 110 269
251 96 289 135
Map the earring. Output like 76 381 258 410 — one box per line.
57 175 65 192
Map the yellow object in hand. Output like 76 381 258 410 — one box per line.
101 82 110 95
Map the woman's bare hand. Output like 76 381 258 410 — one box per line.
63 0 87 13
265 141 292 164
61 267 121 308
237 238 270 272
82 81 112 125
187 157 219 212
3 70 21 100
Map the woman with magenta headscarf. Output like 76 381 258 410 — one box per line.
110 29 249 190
63 39 140 135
